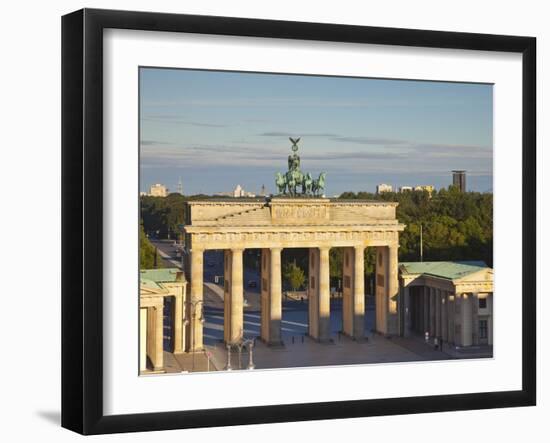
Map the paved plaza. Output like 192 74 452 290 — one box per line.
149 241 491 375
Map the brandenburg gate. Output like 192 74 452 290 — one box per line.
182 138 405 351
183 198 405 350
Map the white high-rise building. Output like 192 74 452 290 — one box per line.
233 184 244 197
149 183 169 197
376 183 393 194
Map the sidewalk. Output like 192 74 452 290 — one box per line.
391 334 493 360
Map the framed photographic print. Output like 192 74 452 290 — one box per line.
61 8 536 435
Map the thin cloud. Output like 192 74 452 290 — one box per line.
140 140 172 146
332 136 407 145
142 115 227 128
259 131 339 137
143 97 371 108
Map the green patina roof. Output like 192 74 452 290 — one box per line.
140 278 163 291
399 261 488 280
140 268 183 283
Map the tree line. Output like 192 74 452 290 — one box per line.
140 187 493 280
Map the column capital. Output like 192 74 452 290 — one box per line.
270 246 283 253
319 246 331 253
231 247 244 253
353 244 365 252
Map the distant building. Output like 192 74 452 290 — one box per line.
233 184 255 198
376 183 393 194
149 183 169 197
399 186 413 192
233 185 244 197
452 170 467 192
414 185 435 197
399 261 493 347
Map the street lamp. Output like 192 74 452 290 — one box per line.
246 339 255 370
225 338 255 371
225 344 233 371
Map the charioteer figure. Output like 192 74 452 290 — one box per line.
275 137 326 197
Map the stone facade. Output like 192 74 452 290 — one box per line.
399 261 494 347
183 197 405 349
139 269 187 374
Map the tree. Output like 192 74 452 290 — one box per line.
283 261 306 291
140 222 162 269
338 189 493 266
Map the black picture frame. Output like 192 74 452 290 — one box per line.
61 8 536 435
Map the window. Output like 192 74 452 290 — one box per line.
479 297 487 309
378 252 382 267
345 252 349 267
262 278 267 292
377 273 384 287
310 276 315 289
479 319 488 339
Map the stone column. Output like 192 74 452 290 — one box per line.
267 247 283 345
318 247 331 341
342 247 353 337
374 247 385 335
422 286 430 335
448 293 455 345
462 293 473 346
189 248 204 352
153 303 164 371
441 291 448 342
260 248 270 341
403 285 411 337
472 293 479 345
387 244 399 335
225 248 244 344
488 292 493 345
352 245 365 338
308 248 320 339
139 307 148 372
429 287 435 336
343 246 365 339
435 289 442 338
173 291 184 353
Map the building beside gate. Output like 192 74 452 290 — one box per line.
398 261 493 347
139 268 187 374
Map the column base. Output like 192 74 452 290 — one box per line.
259 337 285 348
307 334 334 344
140 368 165 375
187 347 204 353
341 331 368 343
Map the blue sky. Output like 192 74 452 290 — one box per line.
140 68 493 195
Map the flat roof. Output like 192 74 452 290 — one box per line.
140 268 183 283
399 261 488 280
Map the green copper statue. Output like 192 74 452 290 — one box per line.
275 137 326 197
